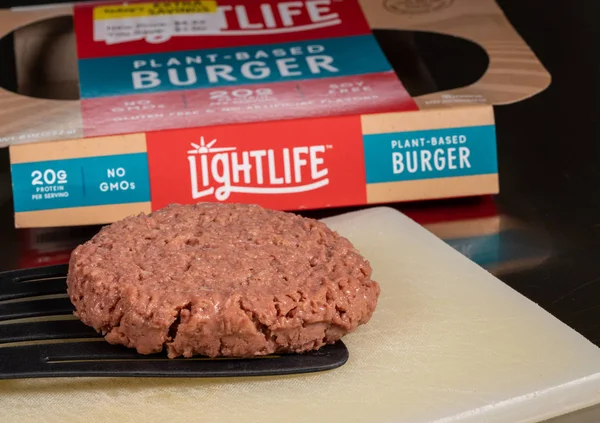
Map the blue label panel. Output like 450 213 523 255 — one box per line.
12 153 150 212
363 125 498 184
78 35 393 98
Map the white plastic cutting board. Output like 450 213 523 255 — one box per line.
2 207 600 423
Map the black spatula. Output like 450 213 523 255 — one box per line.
0 264 348 380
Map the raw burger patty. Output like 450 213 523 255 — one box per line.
67 203 381 358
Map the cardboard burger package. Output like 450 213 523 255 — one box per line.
0 0 550 228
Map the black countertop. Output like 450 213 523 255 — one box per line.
1 1 600 421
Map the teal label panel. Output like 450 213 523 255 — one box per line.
78 35 393 98
12 153 150 212
363 125 498 184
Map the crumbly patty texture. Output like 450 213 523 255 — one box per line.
67 203 381 358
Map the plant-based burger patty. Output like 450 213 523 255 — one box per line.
67 203 381 358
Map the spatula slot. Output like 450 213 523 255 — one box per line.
0 278 68 301
0 293 69 305
0 264 68 284
46 356 281 364
0 319 98 343
0 297 74 321
18 276 68 284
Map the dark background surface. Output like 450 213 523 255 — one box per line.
1 0 600 421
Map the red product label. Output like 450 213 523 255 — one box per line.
74 0 371 59
146 115 366 210
81 73 418 138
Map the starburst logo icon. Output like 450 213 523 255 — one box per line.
187 136 236 155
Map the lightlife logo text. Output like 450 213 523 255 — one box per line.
214 0 342 35
187 137 331 201
94 0 343 45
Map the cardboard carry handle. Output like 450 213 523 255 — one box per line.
360 0 551 107
0 5 82 143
